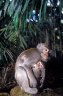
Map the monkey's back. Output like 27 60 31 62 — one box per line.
15 48 41 68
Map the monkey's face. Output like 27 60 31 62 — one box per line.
32 61 43 78
33 61 43 71
41 46 49 62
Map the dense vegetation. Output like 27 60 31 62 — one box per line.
0 0 63 94
0 0 63 65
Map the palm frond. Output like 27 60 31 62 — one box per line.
7 0 15 16
39 0 48 21
4 0 10 16
21 0 30 15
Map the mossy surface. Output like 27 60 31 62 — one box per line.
10 86 31 96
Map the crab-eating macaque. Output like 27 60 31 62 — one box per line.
15 43 50 94
32 61 45 88
32 61 44 79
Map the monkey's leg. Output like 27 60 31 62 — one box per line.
15 67 38 94
40 66 45 88
24 66 38 88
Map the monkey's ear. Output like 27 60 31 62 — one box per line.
36 43 43 52
36 43 42 48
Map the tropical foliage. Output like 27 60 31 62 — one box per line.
0 0 63 65
0 0 63 93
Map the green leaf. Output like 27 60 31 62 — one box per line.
4 0 10 16
13 13 19 31
8 0 15 16
21 0 30 15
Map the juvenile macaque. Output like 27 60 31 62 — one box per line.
32 61 43 78
32 61 45 89
15 43 49 94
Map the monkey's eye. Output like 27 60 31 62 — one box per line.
45 48 49 52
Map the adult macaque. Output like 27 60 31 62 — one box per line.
15 43 50 94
